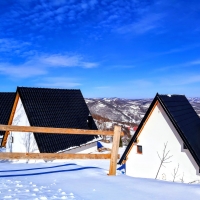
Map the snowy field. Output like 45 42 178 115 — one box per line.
0 145 200 200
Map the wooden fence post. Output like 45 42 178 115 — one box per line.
108 125 121 175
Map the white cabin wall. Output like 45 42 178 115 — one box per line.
126 102 200 183
6 98 39 153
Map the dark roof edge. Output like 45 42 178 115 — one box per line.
118 93 159 164
157 95 200 167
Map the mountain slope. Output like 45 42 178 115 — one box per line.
85 97 200 126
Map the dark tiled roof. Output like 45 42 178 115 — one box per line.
17 87 98 153
0 93 15 136
119 94 200 167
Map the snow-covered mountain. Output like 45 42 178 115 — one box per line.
85 97 200 126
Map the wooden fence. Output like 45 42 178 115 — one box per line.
0 125 123 176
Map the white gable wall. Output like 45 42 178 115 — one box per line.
126 102 200 183
6 98 39 153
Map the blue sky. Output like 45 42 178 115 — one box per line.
0 0 200 98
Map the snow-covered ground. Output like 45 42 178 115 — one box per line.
0 144 200 200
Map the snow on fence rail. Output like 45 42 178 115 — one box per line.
0 124 123 176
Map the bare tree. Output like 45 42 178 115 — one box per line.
22 132 31 153
155 142 173 179
100 121 107 141
21 132 38 163
22 132 38 153
180 172 184 183
161 173 166 180
96 119 108 141
172 164 179 182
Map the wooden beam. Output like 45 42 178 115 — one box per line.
0 124 124 136
0 153 120 160
2 92 19 147
108 125 121 175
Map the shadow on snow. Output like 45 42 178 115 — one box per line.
0 166 100 177
0 163 77 172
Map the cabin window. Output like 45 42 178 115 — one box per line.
137 145 142 154
183 143 187 149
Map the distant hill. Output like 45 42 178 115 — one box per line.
85 97 200 129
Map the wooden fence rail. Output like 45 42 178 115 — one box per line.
0 153 120 160
0 124 123 136
0 125 123 175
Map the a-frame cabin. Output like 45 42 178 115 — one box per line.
119 93 200 183
2 87 99 154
